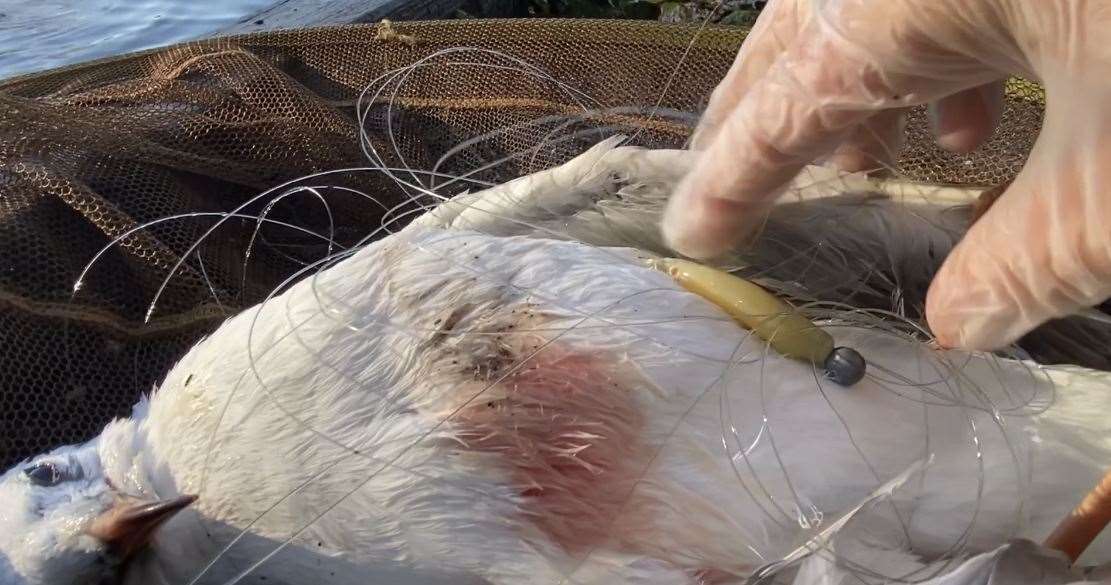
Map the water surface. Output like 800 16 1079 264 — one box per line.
0 0 275 79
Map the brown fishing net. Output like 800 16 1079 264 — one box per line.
0 19 1049 469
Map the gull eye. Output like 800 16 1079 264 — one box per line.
24 462 64 487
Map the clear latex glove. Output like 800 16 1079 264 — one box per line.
662 0 1111 351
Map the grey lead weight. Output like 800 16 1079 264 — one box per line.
824 346 866 386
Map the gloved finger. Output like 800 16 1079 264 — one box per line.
692 0 811 150
823 108 908 174
926 129 1111 350
664 31 896 259
928 81 1006 154
667 0 1029 260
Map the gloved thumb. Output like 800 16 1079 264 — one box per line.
925 102 1111 350
928 81 1005 154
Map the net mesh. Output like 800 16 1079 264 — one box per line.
0 19 1046 469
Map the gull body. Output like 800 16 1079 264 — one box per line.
2 140 1110 585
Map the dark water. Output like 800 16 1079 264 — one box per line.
0 0 276 80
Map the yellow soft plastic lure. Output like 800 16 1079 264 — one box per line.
651 258 866 386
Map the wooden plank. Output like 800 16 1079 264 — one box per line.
222 0 468 35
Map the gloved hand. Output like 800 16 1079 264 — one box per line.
662 0 1111 352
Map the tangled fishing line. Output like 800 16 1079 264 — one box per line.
51 17 1101 585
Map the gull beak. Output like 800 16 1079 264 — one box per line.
87 494 198 559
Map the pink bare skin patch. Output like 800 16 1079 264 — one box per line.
454 345 650 556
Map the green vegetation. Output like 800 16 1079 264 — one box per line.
456 0 762 24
